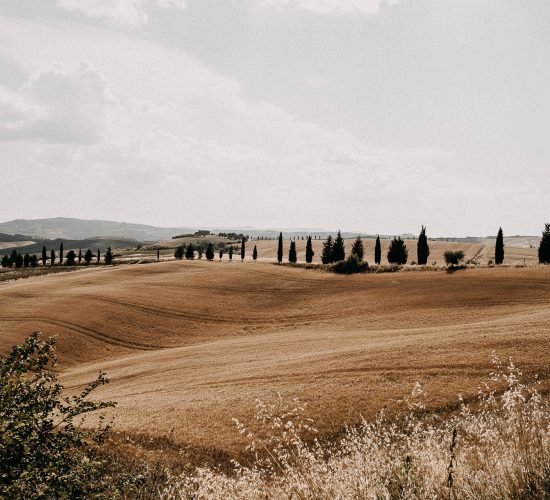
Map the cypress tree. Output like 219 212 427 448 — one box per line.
241 237 246 261
97 249 100 264
174 245 184 260
9 250 17 267
332 230 345 262
50 249 55 266
30 255 37 268
277 232 283 263
417 226 430 265
1 255 9 268
495 227 504 265
538 223 550 264
387 236 408 265
41 246 47 266
229 245 233 260
104 246 113 265
252 245 258 260
288 241 297 263
351 236 364 261
157 248 160 261
219 248 224 260
84 249 93 265
374 236 381 265
15 253 23 268
205 243 215 261
321 235 333 264
23 253 30 268
78 249 82 264
185 243 195 260
59 243 63 265
305 236 314 263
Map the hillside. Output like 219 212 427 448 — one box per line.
1 261 549 457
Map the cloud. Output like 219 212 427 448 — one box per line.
0 61 117 143
258 0 399 16
56 0 187 28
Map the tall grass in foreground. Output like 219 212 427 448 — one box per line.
161 356 550 499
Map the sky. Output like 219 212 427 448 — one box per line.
0 0 548 236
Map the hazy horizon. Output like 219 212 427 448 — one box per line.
1 1 549 236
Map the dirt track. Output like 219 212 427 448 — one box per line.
1 260 549 454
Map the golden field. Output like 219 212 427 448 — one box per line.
1 253 549 460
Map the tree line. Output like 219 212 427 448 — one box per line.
1 243 114 269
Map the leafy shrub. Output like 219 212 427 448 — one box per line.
387 236 408 264
444 250 465 267
0 332 115 498
331 254 369 274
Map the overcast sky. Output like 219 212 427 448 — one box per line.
0 0 548 236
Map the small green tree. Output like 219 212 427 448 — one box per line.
229 245 233 260
0 332 115 498
417 226 430 265
65 250 77 266
41 246 47 266
1 255 9 268
59 243 63 266
104 246 113 265
30 255 37 268
185 244 195 260
50 249 56 266
387 236 408 265
351 236 364 261
205 243 215 261
96 249 100 265
15 253 23 269
78 249 82 264
197 247 204 259
374 236 381 265
84 249 93 265
444 250 465 267
321 235 333 264
539 223 550 264
288 241 297 263
277 232 283 263
495 227 504 265
305 236 314 263
252 245 258 260
157 248 160 261
219 248 224 261
174 245 184 260
23 253 30 268
241 237 246 261
332 230 346 262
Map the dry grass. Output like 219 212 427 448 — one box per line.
0 261 549 462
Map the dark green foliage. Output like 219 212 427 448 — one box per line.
321 235 333 264
1 255 9 268
288 241 297 263
351 236 364 261
174 245 184 260
84 249 93 265
10 250 18 267
65 250 77 266
277 232 283 263
332 230 346 262
229 245 233 260
41 246 47 266
97 249 100 265
539 223 550 264
305 236 314 263
252 245 258 260
23 253 30 268
157 248 160 261
241 237 246 261
387 236 408 265
0 332 115 498
205 243 215 261
185 243 195 260
14 253 23 268
444 250 465 267
495 227 504 265
51 249 55 266
375 236 381 265
219 248 224 260
78 249 82 264
30 255 37 268
197 247 203 259
59 242 63 266
417 226 430 265
332 254 369 274
104 246 113 265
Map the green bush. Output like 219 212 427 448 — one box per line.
332 254 369 274
443 250 465 267
0 332 115 498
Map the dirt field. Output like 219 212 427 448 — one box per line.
1 260 549 457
